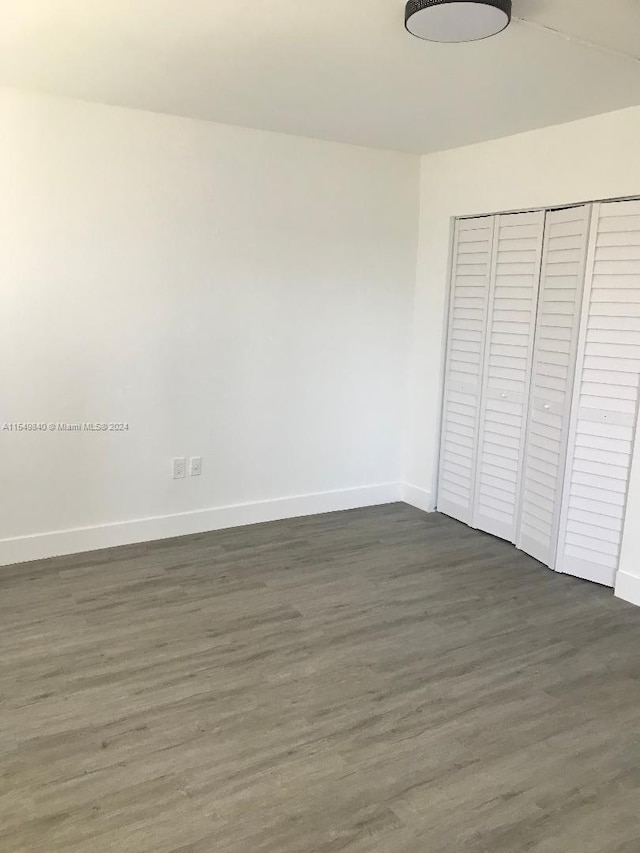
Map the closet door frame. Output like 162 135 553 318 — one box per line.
437 195 640 592
432 218 459 513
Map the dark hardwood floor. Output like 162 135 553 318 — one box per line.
1 504 639 852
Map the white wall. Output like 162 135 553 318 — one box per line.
405 104 640 605
0 88 419 563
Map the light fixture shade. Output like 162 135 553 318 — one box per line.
405 0 512 43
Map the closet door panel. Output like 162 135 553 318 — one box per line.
438 217 495 525
517 205 591 566
473 210 545 541
556 200 640 586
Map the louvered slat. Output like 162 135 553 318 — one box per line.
556 200 640 586
517 206 591 566
437 217 495 524
472 211 545 542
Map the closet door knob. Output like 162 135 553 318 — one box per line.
500 392 508 399
543 403 551 410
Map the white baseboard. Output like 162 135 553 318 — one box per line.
401 483 435 513
0 483 405 567
615 570 640 608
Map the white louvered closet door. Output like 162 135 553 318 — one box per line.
556 200 640 586
437 216 495 525
472 211 545 542
517 205 592 567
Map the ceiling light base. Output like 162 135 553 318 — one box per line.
405 0 512 43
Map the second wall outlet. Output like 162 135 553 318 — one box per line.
189 456 202 476
172 457 187 479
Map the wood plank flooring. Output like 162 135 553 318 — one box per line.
1 504 639 852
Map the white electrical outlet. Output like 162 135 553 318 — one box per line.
172 457 187 479
189 456 202 477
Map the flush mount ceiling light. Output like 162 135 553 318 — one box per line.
405 0 512 43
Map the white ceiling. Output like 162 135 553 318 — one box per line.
2 0 640 154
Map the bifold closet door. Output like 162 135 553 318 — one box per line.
437 216 495 525
472 210 545 542
517 205 591 566
556 200 640 586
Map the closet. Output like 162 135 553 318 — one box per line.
438 198 640 587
